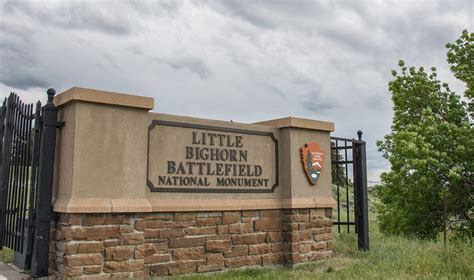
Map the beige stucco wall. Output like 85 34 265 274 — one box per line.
52 87 336 213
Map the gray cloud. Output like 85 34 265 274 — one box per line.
0 0 471 182
2 1 133 35
157 57 212 80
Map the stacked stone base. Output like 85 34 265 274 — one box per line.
50 208 333 278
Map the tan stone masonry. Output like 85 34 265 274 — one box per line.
50 209 333 278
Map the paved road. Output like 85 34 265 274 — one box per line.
0 263 29 279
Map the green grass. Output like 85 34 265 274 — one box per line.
172 183 473 280
172 225 473 280
0 247 13 263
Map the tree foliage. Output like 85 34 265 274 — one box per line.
446 30 474 118
376 30 473 240
331 142 347 186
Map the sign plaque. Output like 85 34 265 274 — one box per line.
300 142 324 185
147 120 278 193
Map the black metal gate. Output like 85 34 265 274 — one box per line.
0 89 61 277
331 131 369 251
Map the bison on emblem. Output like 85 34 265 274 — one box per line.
300 142 324 185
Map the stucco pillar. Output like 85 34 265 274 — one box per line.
52 87 154 213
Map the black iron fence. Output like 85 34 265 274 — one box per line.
331 131 369 251
0 89 61 277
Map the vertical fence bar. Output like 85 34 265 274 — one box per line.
0 95 14 247
31 89 60 278
7 95 20 248
345 141 350 233
15 102 27 251
19 104 32 252
0 98 7 248
29 101 42 218
24 102 42 266
335 140 341 234
354 131 369 251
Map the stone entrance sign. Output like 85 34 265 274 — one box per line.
147 120 278 192
50 87 337 278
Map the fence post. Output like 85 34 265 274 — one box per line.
0 95 13 249
354 130 369 251
31 88 61 277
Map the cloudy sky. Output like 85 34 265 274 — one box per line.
1 0 472 183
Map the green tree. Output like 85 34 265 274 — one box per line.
331 142 347 186
376 30 473 240
446 30 474 118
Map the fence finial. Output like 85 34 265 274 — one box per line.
357 130 363 140
46 88 56 104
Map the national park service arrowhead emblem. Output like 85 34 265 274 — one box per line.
300 142 324 185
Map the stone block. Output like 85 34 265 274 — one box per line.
298 222 310 230
196 212 222 217
231 233 266 245
262 253 286 266
224 245 248 257
290 230 312 242
185 226 216 235
312 241 326 251
65 226 120 241
119 225 134 233
196 217 222 227
168 261 198 275
136 213 174 220
248 244 271 255
271 242 286 253
82 215 107 226
103 259 144 273
217 225 229 234
172 247 205 261
144 229 159 239
135 242 168 259
310 209 326 220
314 233 332 242
109 215 132 225
56 242 79 254
134 220 147 231
83 265 102 275
222 212 241 224
299 244 311 254
206 253 224 265
225 255 261 267
266 232 283 242
145 254 171 264
283 223 298 232
242 210 259 217
104 239 119 247
106 246 132 261
285 214 310 223
206 239 232 253
158 228 185 239
58 265 82 277
150 263 169 276
175 212 196 222
170 236 206 248
120 233 145 245
228 223 253 234
77 242 105 254
260 210 282 218
255 219 282 232
64 253 102 266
